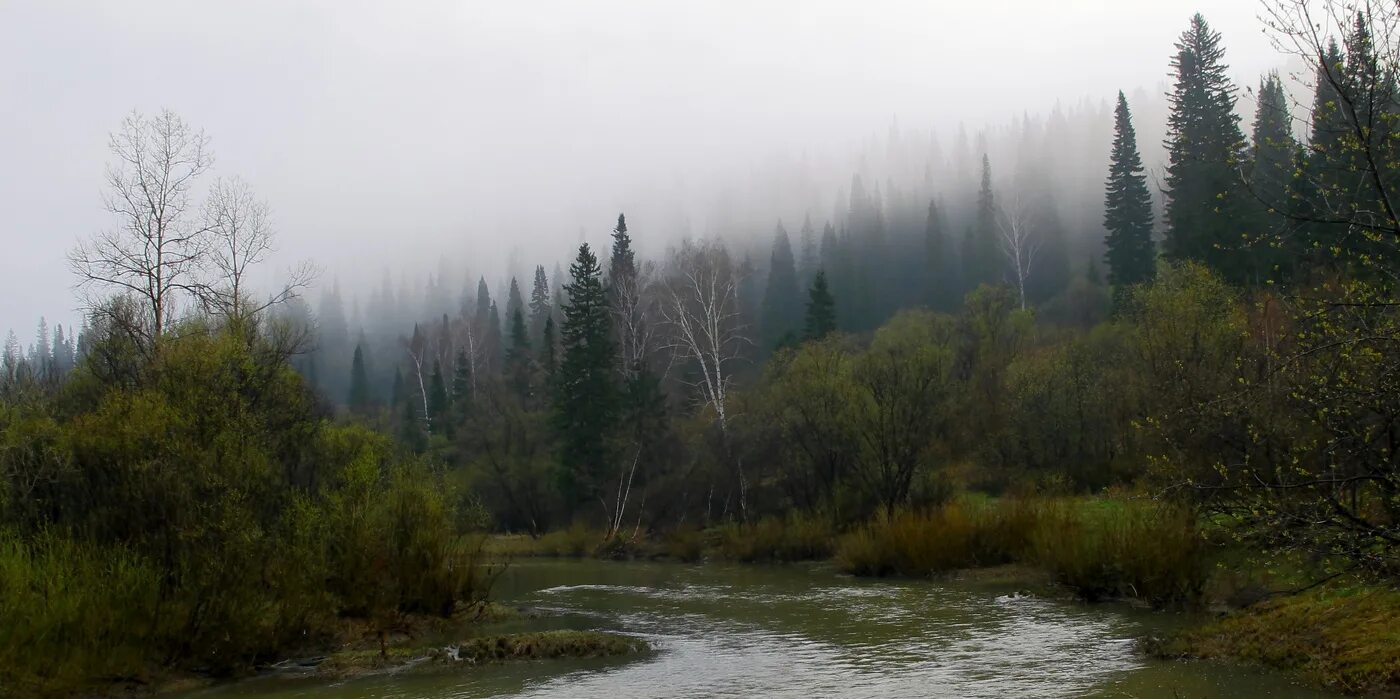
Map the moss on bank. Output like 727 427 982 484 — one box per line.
1148 585 1400 695
317 630 648 678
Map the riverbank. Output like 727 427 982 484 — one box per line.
483 496 1400 696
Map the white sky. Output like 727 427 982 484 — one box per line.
0 0 1286 339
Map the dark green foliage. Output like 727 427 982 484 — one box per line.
1103 91 1156 303
1162 14 1251 283
553 244 618 512
761 221 801 348
962 155 1000 289
924 198 957 309
528 265 552 347
348 343 373 413
0 322 489 695
505 306 532 399
1246 72 1297 280
803 270 837 341
428 359 449 429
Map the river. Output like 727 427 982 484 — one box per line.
187 559 1338 698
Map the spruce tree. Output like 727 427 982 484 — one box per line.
1248 72 1298 280
804 270 837 341
348 344 372 413
553 243 618 512
798 214 818 284
761 220 801 348
427 359 449 431
451 347 472 419
506 277 525 327
607 213 635 286
1162 13 1250 282
505 306 532 398
529 264 551 345
486 300 502 370
963 154 1000 289
1103 91 1157 301
924 198 955 309
1303 39 1348 263
540 315 558 380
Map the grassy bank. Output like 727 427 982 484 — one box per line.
318 630 648 678
1148 585 1400 695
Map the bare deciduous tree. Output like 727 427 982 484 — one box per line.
995 191 1040 310
70 110 213 346
200 176 316 322
660 239 752 518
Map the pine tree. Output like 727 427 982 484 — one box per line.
1303 39 1348 263
798 214 818 284
1162 13 1250 283
427 359 449 432
804 270 837 341
1248 72 1298 280
553 243 618 512
505 305 532 398
506 277 525 327
451 347 472 419
1103 91 1157 302
761 220 801 348
963 154 1000 289
486 300 503 371
924 198 955 309
607 213 635 286
348 344 372 413
540 315 558 380
529 264 551 345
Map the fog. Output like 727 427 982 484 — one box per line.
0 0 1286 339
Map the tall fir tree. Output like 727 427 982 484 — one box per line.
427 359 449 432
505 305 532 398
553 243 618 513
1303 39 1348 264
1248 72 1298 280
760 220 801 348
1103 91 1157 302
798 214 818 285
804 270 837 341
506 277 525 327
963 154 1000 290
529 264 552 345
1162 13 1250 283
348 344 372 413
924 198 956 309
451 347 472 422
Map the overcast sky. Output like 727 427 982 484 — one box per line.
0 1 1286 340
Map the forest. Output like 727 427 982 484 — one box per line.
1 0 1399 696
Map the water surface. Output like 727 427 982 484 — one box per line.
191 559 1337 698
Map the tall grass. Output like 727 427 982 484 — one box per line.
835 498 1036 577
711 513 835 563
835 497 1205 605
1029 499 1204 604
0 531 162 697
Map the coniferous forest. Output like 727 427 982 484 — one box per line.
2 2 1400 696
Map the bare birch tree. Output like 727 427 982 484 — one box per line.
70 110 213 347
659 239 752 518
995 191 1040 310
200 176 316 322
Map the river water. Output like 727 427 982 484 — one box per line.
189 559 1338 698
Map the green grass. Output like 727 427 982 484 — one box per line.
1149 584 1400 695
